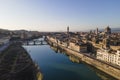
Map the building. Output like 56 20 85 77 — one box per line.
102 37 110 49
96 49 120 66
104 26 111 35
67 26 70 47
67 26 69 34
68 41 87 52
96 28 99 35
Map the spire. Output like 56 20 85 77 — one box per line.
67 26 70 47
67 26 69 33
96 27 98 34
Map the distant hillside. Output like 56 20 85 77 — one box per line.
95 28 120 33
0 27 119 33
111 28 120 32
0 28 9 31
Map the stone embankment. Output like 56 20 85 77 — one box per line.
47 38 120 80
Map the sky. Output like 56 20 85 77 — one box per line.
0 0 120 31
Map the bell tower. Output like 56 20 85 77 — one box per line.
67 26 69 47
67 26 69 34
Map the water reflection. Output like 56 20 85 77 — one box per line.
69 55 80 63
34 63 43 80
50 45 64 53
51 46 80 63
24 45 102 80
50 45 116 80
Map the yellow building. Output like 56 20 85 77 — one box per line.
68 41 87 53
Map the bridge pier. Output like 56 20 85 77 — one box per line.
24 40 47 46
27 41 29 45
33 41 36 45
41 41 43 45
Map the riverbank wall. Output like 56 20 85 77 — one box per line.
47 38 120 80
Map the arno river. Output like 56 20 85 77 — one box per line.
23 39 115 80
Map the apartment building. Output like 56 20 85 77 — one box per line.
97 49 120 66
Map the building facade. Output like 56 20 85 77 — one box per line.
97 49 120 66
68 41 87 52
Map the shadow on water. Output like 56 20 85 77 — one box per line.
0 43 43 80
50 45 117 80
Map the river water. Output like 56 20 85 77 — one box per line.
23 39 114 80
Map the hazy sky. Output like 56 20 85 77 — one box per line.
0 0 120 31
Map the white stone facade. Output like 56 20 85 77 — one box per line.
97 49 120 66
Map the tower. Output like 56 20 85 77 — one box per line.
67 26 69 39
67 26 69 34
67 26 69 47
96 27 98 35
104 26 111 35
